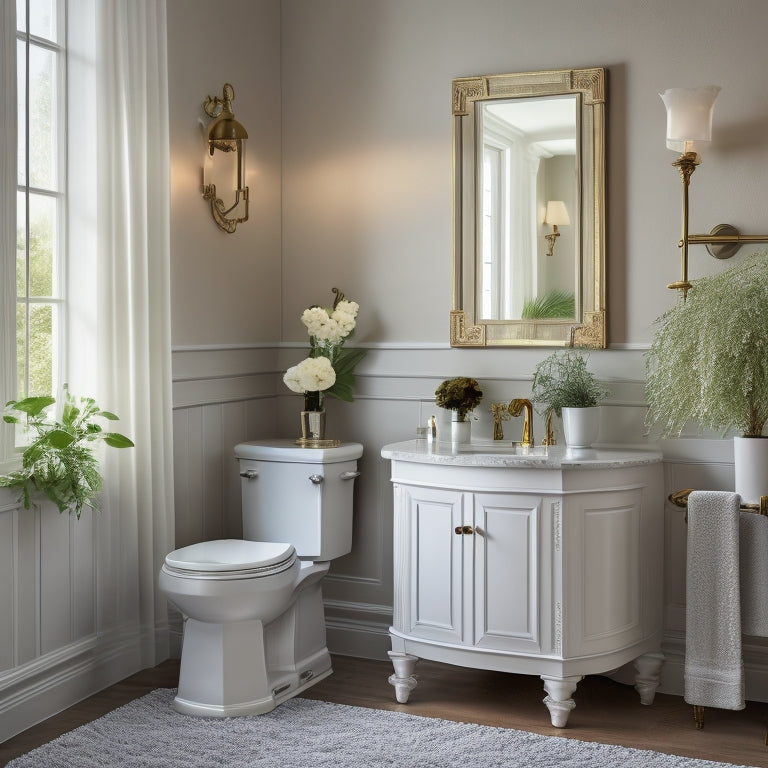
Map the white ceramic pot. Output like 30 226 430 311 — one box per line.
451 416 471 445
734 436 768 505
561 406 600 448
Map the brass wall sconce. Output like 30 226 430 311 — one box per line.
202 83 249 233
543 200 570 258
661 86 768 297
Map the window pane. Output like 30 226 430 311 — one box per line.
16 304 27 398
28 303 53 397
29 0 58 44
28 193 56 297
16 40 26 186
29 44 57 191
16 0 26 32
16 191 27 297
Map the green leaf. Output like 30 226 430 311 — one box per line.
98 411 120 421
7 396 55 417
103 433 135 448
326 373 355 402
333 348 367 376
46 429 76 449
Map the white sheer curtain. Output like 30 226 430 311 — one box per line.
68 0 174 666
505 148 540 318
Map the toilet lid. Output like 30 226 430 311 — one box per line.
164 539 296 575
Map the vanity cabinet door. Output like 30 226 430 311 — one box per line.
396 485 467 645
472 493 546 654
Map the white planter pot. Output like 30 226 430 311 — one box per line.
451 417 471 445
561 406 600 448
734 436 768 505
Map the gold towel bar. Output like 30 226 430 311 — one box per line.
669 488 768 517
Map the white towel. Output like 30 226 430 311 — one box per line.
684 490 744 710
740 511 768 636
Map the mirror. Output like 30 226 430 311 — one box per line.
451 68 606 348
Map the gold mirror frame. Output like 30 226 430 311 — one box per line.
451 68 606 348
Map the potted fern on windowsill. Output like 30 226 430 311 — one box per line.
0 386 134 518
645 250 768 504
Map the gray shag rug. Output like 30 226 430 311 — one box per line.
7 688 760 768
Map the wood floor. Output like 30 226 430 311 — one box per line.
3 655 768 766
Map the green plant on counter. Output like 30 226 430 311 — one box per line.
0 386 134 517
531 350 610 418
645 251 768 437
434 377 483 422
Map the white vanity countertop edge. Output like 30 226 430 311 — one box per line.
380 440 663 470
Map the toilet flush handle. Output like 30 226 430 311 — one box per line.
340 471 361 481
239 469 258 480
309 474 324 485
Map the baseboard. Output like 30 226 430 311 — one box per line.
324 600 392 661
654 632 768 702
0 625 160 743
323 617 768 705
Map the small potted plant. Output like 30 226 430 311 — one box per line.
0 386 134 518
435 377 483 444
645 251 768 503
531 350 610 448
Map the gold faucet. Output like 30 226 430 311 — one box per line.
491 403 511 440
541 412 557 446
508 399 534 448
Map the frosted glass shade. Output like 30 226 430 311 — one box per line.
660 86 721 153
544 200 570 226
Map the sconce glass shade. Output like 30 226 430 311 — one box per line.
660 86 721 153
544 200 570 226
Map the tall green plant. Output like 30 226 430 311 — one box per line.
0 387 134 517
645 251 768 437
531 350 610 418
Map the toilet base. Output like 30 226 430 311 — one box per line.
174 644 333 717
173 561 333 717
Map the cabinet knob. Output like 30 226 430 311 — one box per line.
454 525 475 535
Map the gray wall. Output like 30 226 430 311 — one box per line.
167 0 768 696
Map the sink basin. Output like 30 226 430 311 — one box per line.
455 442 549 457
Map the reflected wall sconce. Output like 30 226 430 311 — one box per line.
660 86 768 297
202 83 249 233
543 200 570 257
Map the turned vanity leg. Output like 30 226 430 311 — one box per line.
388 651 419 703
540 674 582 728
633 652 665 705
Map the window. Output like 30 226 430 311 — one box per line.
15 0 66 401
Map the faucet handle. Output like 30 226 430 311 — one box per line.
541 412 557 446
490 403 511 440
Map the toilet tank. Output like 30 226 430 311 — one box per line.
234 439 363 561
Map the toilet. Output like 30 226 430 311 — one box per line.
159 438 363 717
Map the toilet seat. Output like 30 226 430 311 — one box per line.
164 539 296 580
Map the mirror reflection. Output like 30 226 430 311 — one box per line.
479 95 578 321
451 68 606 349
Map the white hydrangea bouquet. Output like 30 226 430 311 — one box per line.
283 288 366 413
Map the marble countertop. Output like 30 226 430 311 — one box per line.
380 439 663 470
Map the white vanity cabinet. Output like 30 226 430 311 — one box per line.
381 441 665 727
